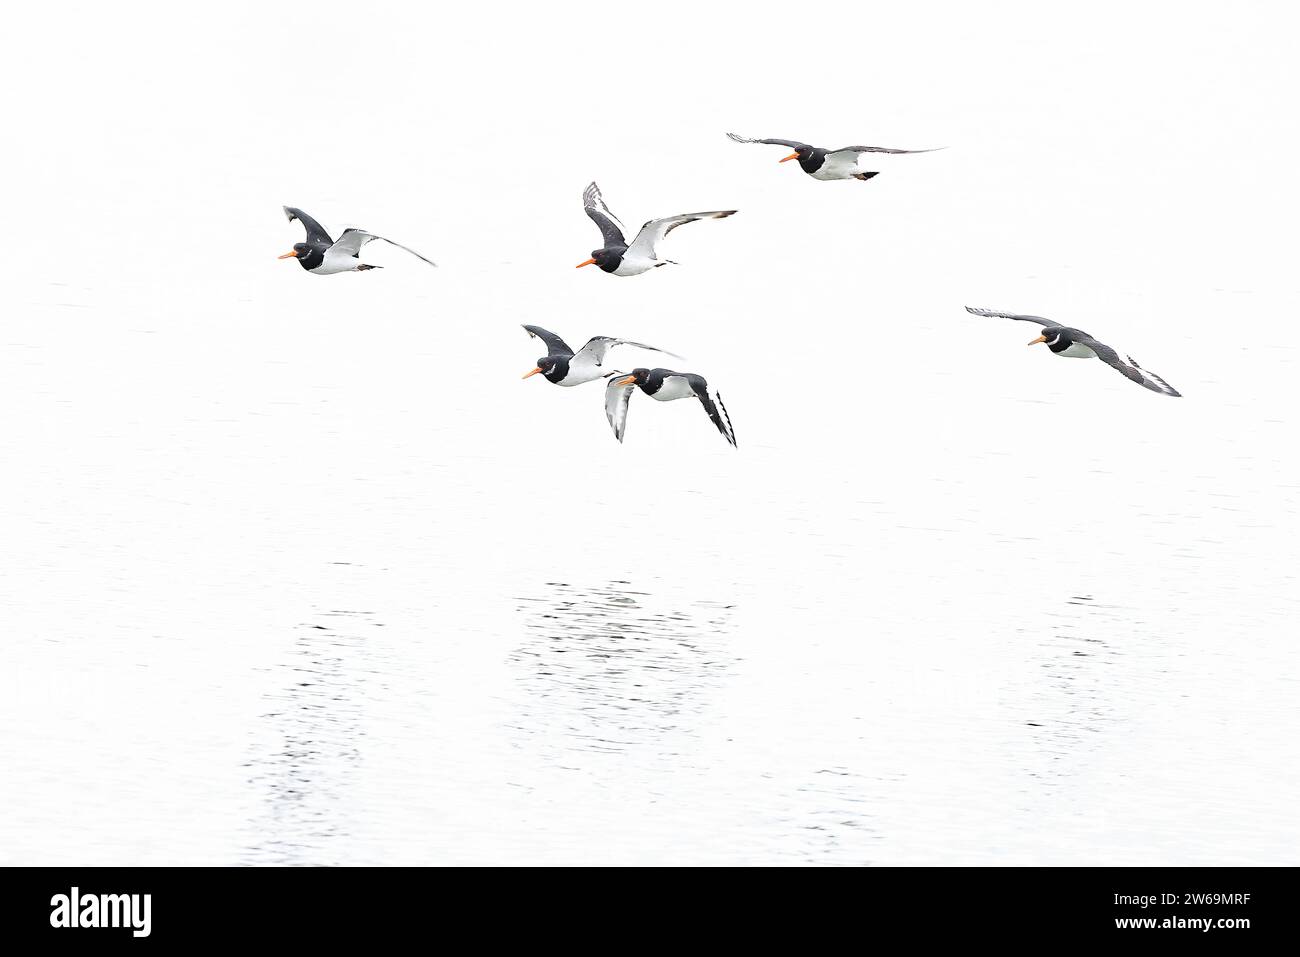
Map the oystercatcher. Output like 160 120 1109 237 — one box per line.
278 206 436 274
576 183 736 276
604 368 737 446
520 324 681 387
726 132 941 181
965 306 1182 396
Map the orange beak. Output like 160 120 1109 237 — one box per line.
522 367 543 379
278 250 299 259
612 374 637 387
779 152 800 163
576 258 596 268
1028 335 1048 346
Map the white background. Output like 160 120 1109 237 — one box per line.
1 1 1297 864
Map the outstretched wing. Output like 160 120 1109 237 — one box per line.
965 306 1053 326
572 336 683 369
604 375 636 443
330 228 437 266
688 375 737 447
1076 335 1182 397
522 324 575 359
628 210 737 260
583 182 627 248
726 132 810 151
283 206 334 246
829 144 944 156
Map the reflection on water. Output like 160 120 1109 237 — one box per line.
507 581 736 763
242 609 383 865
782 766 883 865
1024 595 1126 787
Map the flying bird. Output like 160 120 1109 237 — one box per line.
605 368 737 446
577 182 736 276
278 206 436 274
520 324 681 387
726 132 941 181
965 307 1181 397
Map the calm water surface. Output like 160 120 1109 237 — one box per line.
3 273 1295 865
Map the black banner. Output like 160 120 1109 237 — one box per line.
1 866 1289 946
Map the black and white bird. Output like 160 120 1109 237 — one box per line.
278 206 436 274
604 368 737 447
726 132 941 181
520 324 681 387
965 307 1182 397
577 183 736 276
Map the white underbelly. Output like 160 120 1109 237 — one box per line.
1058 342 1097 358
811 154 859 180
315 248 360 274
558 360 603 386
613 254 659 277
651 378 695 401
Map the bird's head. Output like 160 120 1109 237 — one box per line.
611 368 649 388
1028 326 1070 347
779 146 813 164
576 248 621 272
522 356 562 380
278 242 311 261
